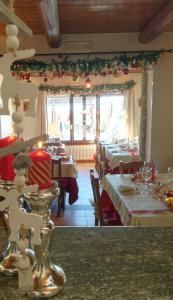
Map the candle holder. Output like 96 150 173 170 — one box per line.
23 181 66 298
0 181 35 276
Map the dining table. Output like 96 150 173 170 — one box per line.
52 155 78 204
101 173 173 226
102 143 139 169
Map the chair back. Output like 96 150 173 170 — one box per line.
119 160 144 174
51 157 62 181
89 169 103 226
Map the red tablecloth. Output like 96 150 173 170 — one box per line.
60 177 79 204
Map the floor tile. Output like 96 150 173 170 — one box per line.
51 162 95 226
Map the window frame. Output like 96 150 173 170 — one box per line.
46 93 124 145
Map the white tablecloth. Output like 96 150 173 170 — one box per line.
52 156 78 178
105 145 139 169
102 174 173 226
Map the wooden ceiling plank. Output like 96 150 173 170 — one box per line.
139 0 173 43
0 1 33 36
37 0 61 48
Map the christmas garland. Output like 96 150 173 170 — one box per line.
10 50 163 81
39 80 136 95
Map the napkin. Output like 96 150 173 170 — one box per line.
118 185 139 195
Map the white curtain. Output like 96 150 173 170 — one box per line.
37 91 47 135
124 87 139 139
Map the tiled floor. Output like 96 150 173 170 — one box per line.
51 162 96 226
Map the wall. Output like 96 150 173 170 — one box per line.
151 53 173 171
0 32 173 54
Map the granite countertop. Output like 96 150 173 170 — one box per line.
0 227 173 300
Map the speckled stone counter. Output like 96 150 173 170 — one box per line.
0 227 173 300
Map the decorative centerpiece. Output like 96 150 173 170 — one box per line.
26 142 66 298
24 183 66 298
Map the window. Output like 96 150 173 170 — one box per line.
100 95 126 140
0 115 12 138
47 96 70 140
47 93 125 142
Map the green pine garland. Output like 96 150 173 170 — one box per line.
10 50 163 80
39 80 136 95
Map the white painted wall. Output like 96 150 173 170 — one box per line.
151 53 173 171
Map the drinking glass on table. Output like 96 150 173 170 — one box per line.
167 167 173 180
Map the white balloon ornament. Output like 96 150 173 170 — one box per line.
14 169 26 189
14 175 26 188
5 24 19 36
13 123 23 134
5 24 19 51
6 36 19 50
12 111 23 123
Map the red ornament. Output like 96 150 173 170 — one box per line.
108 70 112 75
122 68 129 75
44 77 48 82
20 73 25 80
28 150 52 190
0 135 17 181
131 63 138 69
25 73 31 81
102 72 106 77
11 72 15 77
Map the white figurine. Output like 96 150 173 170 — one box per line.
15 230 34 294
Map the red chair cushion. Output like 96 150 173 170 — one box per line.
101 190 115 210
102 209 122 226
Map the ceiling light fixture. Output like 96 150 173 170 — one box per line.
85 78 91 89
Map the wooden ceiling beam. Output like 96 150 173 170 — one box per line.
139 0 173 43
0 0 33 36
37 0 61 48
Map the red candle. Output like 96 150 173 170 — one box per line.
0 135 17 181
28 150 52 190
0 135 17 148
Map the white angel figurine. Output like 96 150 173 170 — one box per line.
16 238 34 294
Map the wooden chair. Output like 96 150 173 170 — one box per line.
51 157 65 216
95 142 111 179
119 160 144 174
89 169 122 226
90 169 102 226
